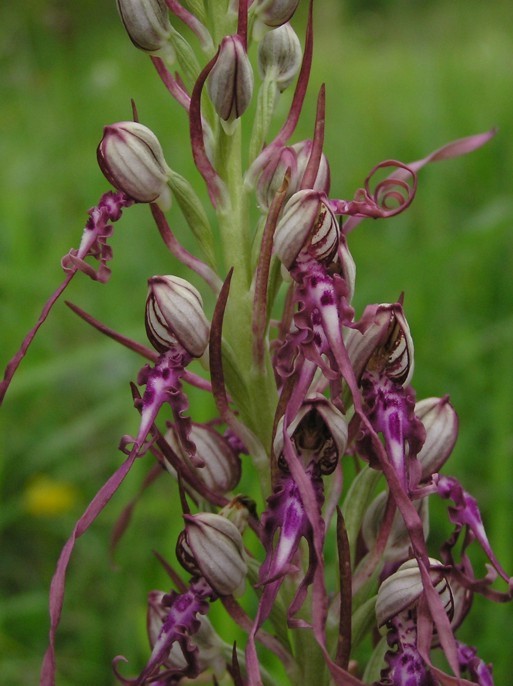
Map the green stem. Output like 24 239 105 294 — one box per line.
215 121 278 485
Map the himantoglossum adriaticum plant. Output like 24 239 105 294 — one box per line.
1 1 511 685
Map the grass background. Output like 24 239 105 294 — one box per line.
1 0 513 683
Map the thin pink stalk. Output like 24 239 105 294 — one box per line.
151 56 191 111
189 53 226 207
150 203 222 292
165 0 213 51
0 272 74 405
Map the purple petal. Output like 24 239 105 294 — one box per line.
189 55 225 207
40 452 139 685
436 475 512 583
344 130 496 233
151 56 191 112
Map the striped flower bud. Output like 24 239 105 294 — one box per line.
145 276 209 357
274 190 340 270
274 394 348 474
376 557 453 627
415 396 459 479
256 145 299 210
218 495 257 533
258 23 302 92
207 35 254 123
254 0 300 27
116 0 171 53
165 423 241 494
255 140 330 211
97 121 172 207
293 139 331 196
177 513 247 596
345 303 414 386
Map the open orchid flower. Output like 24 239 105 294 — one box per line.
115 508 248 685
1 3 510 686
245 397 348 684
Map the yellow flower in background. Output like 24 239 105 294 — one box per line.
23 475 79 517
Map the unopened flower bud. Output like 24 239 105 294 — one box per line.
345 303 414 386
362 491 429 562
274 394 348 474
293 139 331 196
177 513 247 596
415 396 458 480
218 494 257 533
207 35 254 123
116 0 171 53
254 0 300 27
255 140 330 211
376 557 453 627
145 275 209 357
274 190 340 270
97 121 172 207
165 423 241 494
258 23 302 92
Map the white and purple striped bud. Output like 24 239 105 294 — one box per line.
345 303 414 386
362 491 429 562
207 35 254 124
258 23 302 92
116 0 171 54
165 423 241 494
255 140 330 211
218 494 257 533
254 0 300 27
293 140 331 196
415 396 459 480
177 513 247 596
274 394 348 474
97 121 172 207
376 557 454 627
274 190 340 270
256 145 299 210
145 276 209 357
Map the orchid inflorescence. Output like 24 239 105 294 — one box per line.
2 1 511 685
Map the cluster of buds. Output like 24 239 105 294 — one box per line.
1 2 510 686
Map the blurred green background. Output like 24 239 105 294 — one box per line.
1 0 513 683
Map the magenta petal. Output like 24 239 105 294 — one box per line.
40 452 139 686
436 475 512 584
151 56 191 112
406 128 497 171
344 130 495 233
189 56 225 207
